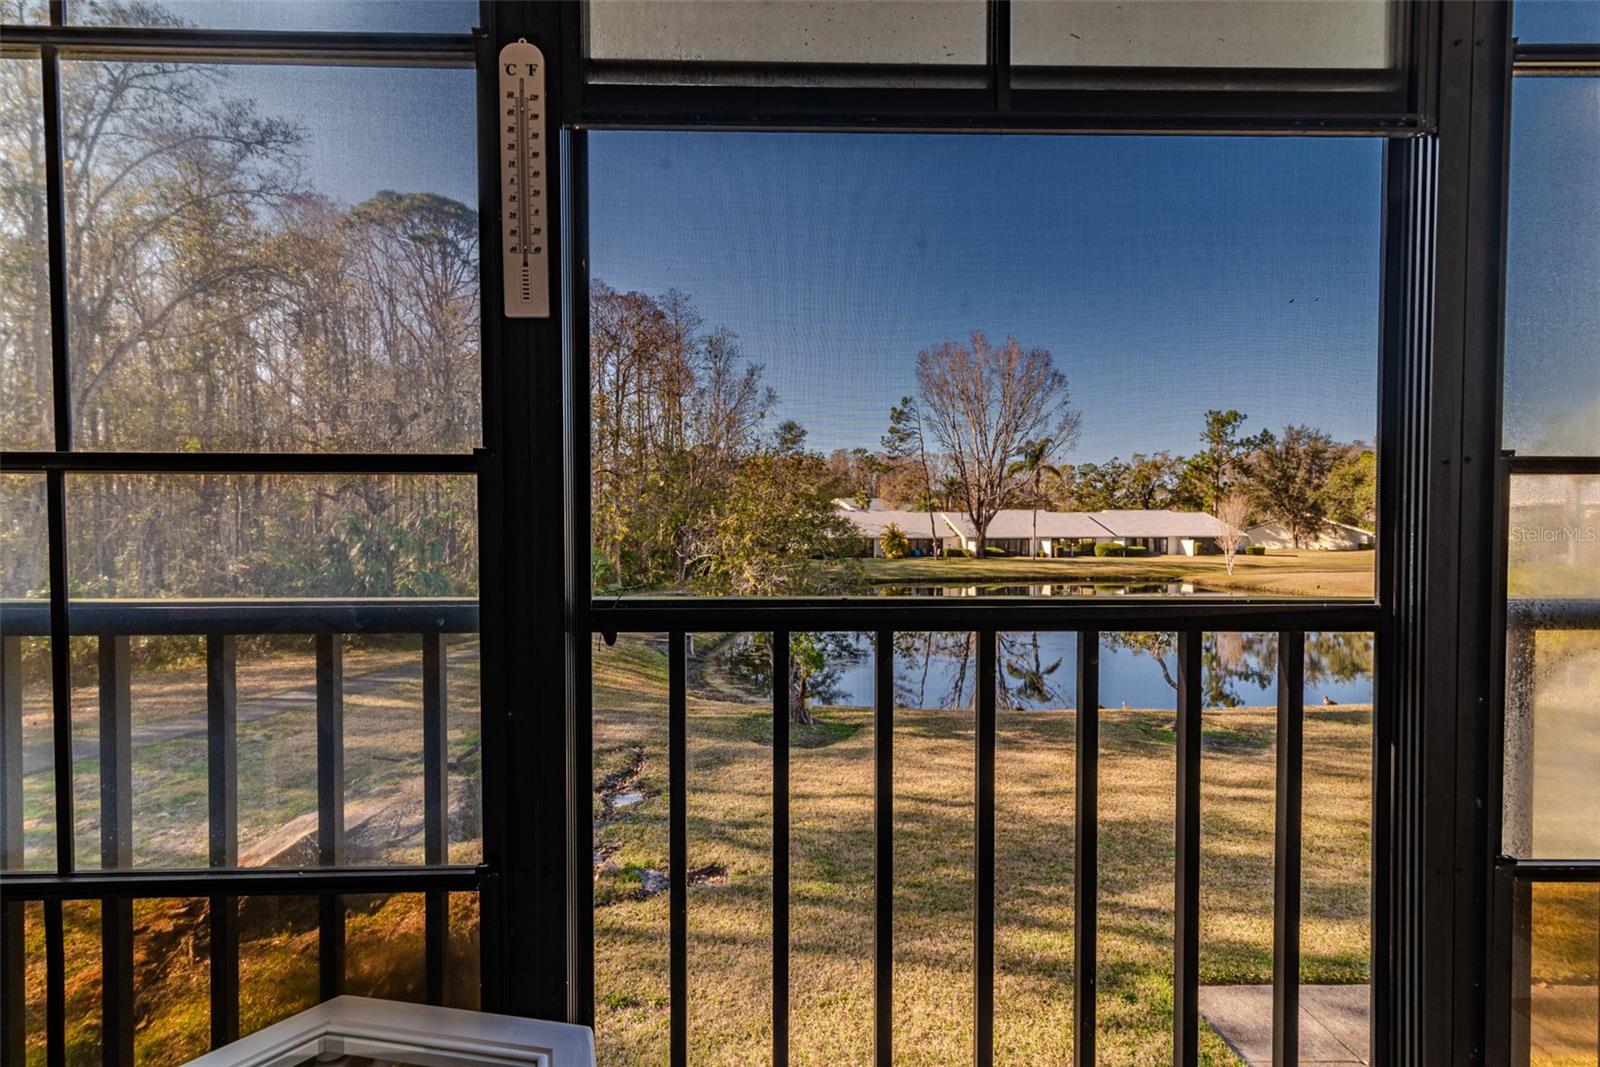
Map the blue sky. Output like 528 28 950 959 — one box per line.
92 0 480 206
1504 75 1600 456
589 132 1385 463
1514 0 1600 43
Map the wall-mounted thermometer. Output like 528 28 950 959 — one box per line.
499 38 548 318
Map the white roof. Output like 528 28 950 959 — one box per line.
979 509 1111 539
839 509 950 538
837 507 1228 541
1086 510 1229 538
832 497 892 512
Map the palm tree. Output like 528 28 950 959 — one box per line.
1006 438 1065 558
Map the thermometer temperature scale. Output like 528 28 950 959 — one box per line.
499 38 548 318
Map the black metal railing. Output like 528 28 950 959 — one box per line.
589 597 1380 1067
0 598 480 1063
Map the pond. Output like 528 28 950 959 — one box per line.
864 582 1235 598
726 631 1374 711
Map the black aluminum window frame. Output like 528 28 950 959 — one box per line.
568 0 1435 134
554 4 1520 1067
0 4 501 1063
1483 24 1600 1067
0 2 1545 1066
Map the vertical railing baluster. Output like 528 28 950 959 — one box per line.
316 633 345 1001
975 629 996 1067
771 630 790 1067
45 897 65 1067
0 897 21 1067
2 636 25 1065
873 630 894 1067
207 634 240 1046
99 634 134 1066
669 632 687 1067
1174 630 1202 1067
1508 877 1532 1067
1274 631 1305 1067
45 474 72 877
1 637 21 868
423 632 449 1006
1074 630 1099 1065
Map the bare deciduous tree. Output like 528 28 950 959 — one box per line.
883 396 943 556
1215 491 1251 576
915 332 1079 556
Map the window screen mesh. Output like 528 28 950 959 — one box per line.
1504 75 1600 458
58 59 479 453
1011 0 1398 72
587 131 1381 600
585 0 987 86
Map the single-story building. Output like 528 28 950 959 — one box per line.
838 506 1236 557
838 508 949 557
1245 519 1375 550
939 509 1113 557
1085 510 1230 557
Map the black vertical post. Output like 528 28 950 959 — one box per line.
874 630 894 1067
1274 631 1305 1067
1074 630 1099 1065
989 0 1011 113
316 634 345 1001
1174 630 1202 1067
975 630 996 1067
474 0 573 1023
668 632 687 1067
99 635 134 1067
2 637 25 1066
564 123 595 1028
423 632 449 1006
41 0 75 897
207 634 239 1047
771 630 790 1067
41 9 71 1024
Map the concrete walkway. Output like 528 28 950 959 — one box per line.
1200 984 1369 1065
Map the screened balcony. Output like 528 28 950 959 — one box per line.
1 2 1597 1066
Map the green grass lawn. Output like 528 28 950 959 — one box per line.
593 633 1375 1066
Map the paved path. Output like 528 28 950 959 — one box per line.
1200 984 1369 1065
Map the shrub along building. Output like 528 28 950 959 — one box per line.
838 505 1234 558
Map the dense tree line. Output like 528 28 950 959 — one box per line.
0 1 478 600
588 280 855 593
